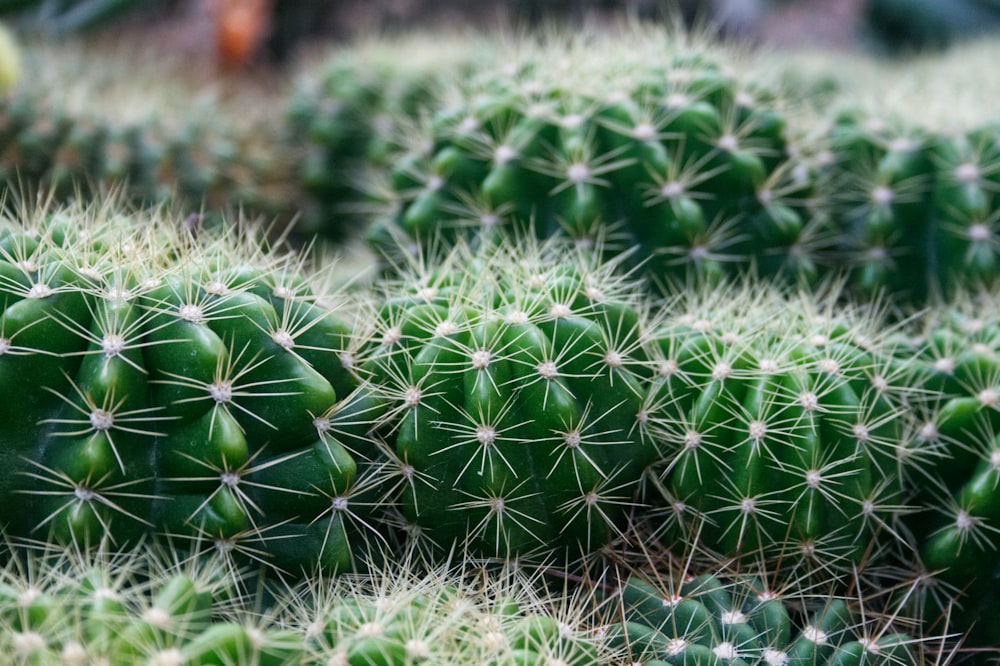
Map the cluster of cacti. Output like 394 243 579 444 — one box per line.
0 40 296 225
604 566 926 666
4 19 1000 666
0 201 394 574
0 540 612 666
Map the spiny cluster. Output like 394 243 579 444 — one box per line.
0 544 304 666
276 557 608 666
0 41 293 223
350 237 660 561
603 566 926 666
0 201 383 573
0 540 613 666
366 31 828 291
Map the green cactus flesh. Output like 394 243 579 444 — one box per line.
0 544 304 666
366 39 830 292
353 238 659 560
644 287 915 571
0 202 384 572
606 571 921 666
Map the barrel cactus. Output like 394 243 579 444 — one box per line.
350 236 660 561
366 30 830 292
643 284 916 574
603 567 928 666
895 292 1000 647
0 541 305 666
0 200 388 573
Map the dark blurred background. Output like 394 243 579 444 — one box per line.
5 0 1000 66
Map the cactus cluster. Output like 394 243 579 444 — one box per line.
0 201 391 574
3 20 1000 666
0 41 294 224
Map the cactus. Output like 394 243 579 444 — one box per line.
287 35 485 240
0 40 296 226
603 565 932 666
365 29 831 292
277 553 609 666
0 199 390 573
0 540 307 666
350 236 660 561
894 292 1000 651
643 283 916 574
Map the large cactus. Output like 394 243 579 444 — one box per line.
365 30 831 293
0 201 388 573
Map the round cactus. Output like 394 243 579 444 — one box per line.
894 292 1000 648
643 284 917 574
365 29 832 293
603 566 929 666
0 541 305 666
351 236 660 561
277 554 608 666
0 200 387 573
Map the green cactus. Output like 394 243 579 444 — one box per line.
350 236 659 561
643 284 916 573
365 30 830 292
894 293 1000 650
0 40 296 226
604 567 929 666
279 555 608 666
0 541 306 666
0 200 389 574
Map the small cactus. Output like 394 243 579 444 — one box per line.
603 564 931 666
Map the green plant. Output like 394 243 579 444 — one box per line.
0 199 387 574
642 283 916 574
350 235 660 562
603 563 933 666
365 28 828 293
